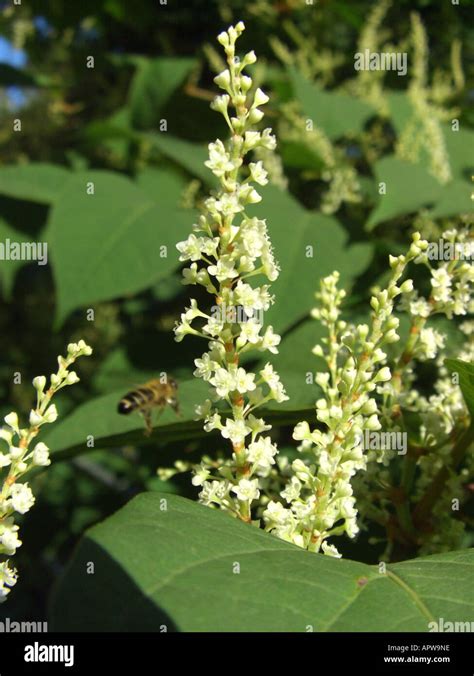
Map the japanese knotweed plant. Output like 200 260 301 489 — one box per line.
174 22 287 523
264 229 473 558
0 340 92 601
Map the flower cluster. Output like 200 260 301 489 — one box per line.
396 13 453 184
0 341 92 601
263 248 416 556
174 22 288 523
279 102 361 214
264 229 473 557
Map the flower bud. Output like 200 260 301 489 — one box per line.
9 446 23 460
374 366 391 383
65 371 80 385
29 410 43 427
32 376 46 393
4 412 19 433
43 405 58 424
400 279 414 293
214 69 231 90
253 87 269 107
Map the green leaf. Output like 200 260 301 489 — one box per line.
129 57 195 130
280 140 324 170
0 163 71 204
442 125 474 183
0 218 37 297
252 185 372 332
144 132 216 186
430 179 472 219
445 359 474 419
366 156 439 229
387 91 416 137
45 170 191 323
50 492 474 631
289 67 374 140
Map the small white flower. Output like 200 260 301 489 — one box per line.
9 483 35 515
203 412 223 433
0 561 17 602
248 161 269 186
231 478 260 502
199 480 228 506
214 192 244 218
263 500 293 526
0 521 22 556
418 328 445 360
176 233 207 262
205 139 236 178
431 267 452 304
243 131 261 151
194 353 218 382
247 436 277 474
32 442 50 467
195 399 213 420
260 128 277 150
191 464 211 487
321 542 342 558
234 368 256 394
207 258 239 282
238 320 262 346
281 477 302 503
221 418 250 444
247 414 271 436
211 368 236 397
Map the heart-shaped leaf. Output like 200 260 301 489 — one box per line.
50 492 474 632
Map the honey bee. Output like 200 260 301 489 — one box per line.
117 377 180 437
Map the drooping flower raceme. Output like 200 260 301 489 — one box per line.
0 340 92 601
174 22 288 523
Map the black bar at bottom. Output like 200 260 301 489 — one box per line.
0 631 471 674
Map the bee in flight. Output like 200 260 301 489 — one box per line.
117 377 180 437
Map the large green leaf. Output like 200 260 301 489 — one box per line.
0 163 71 204
443 125 474 182
445 359 474 420
289 67 374 140
430 179 472 219
50 492 474 631
144 132 216 186
45 169 191 323
252 185 372 332
0 217 39 297
366 156 440 229
129 57 195 129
